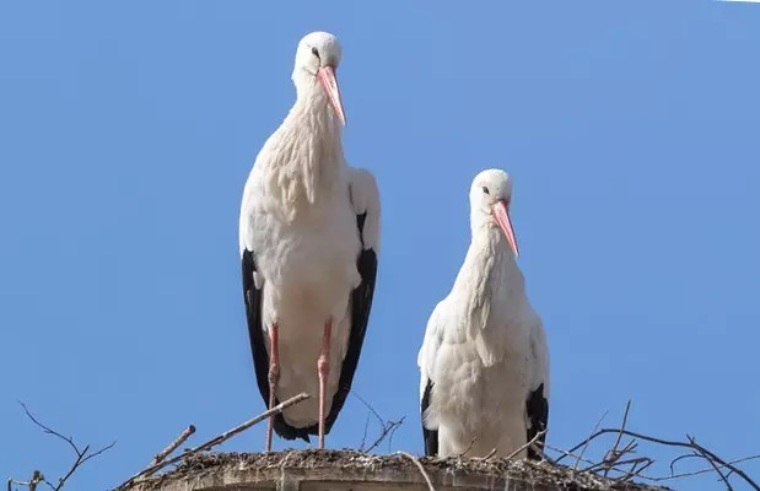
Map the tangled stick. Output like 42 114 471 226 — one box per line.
145 425 196 475
397 452 435 491
551 401 759 490
115 392 309 490
10 403 114 491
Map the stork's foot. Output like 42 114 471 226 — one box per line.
266 323 280 453
317 320 332 450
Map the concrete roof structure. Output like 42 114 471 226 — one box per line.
129 450 666 491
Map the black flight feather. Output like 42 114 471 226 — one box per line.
421 378 439 456
525 382 549 460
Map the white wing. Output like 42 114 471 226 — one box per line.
418 299 448 405
348 166 381 253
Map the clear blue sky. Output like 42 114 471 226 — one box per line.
1 0 759 489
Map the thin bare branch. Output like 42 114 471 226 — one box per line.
18 403 79 457
651 455 760 482
397 452 435 491
687 435 733 491
52 441 115 491
456 438 477 458
6 471 44 491
351 392 385 432
115 392 309 490
351 392 404 453
669 452 699 475
365 417 404 453
16 403 114 491
621 458 655 482
546 444 594 466
562 425 759 490
573 409 609 470
359 413 370 450
149 425 196 469
529 442 556 465
81 442 116 465
603 400 632 477
505 430 547 461
472 448 498 461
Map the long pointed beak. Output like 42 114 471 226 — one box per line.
492 200 519 257
317 65 346 126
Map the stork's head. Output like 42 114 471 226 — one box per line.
292 31 346 126
469 169 519 257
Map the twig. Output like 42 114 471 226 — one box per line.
352 392 384 433
545 443 597 468
566 427 759 490
472 448 497 461
359 413 370 450
17 403 114 491
609 401 631 460
529 442 555 464
397 452 435 491
652 455 760 482
669 452 699 475
721 456 760 479
19 403 78 456
6 472 44 491
115 392 309 490
505 430 547 461
603 400 631 477
147 425 196 472
387 421 401 453
277 450 297 470
688 435 733 491
573 409 609 470
584 456 650 475
366 417 404 453
351 392 404 453
621 458 655 482
457 438 477 458
54 442 116 491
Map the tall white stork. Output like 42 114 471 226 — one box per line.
239 31 381 451
417 169 549 459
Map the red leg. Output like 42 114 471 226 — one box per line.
265 323 280 453
317 320 332 450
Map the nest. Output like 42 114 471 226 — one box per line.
133 449 668 491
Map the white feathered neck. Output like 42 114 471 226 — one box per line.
449 222 528 364
258 79 346 213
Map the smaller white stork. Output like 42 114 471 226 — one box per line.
417 169 549 459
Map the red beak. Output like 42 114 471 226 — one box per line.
492 200 519 257
317 65 346 126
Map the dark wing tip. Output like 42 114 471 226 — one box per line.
421 379 439 456
242 250 271 407
526 382 549 461
273 418 312 442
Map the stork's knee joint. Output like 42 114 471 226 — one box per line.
317 356 329 375
268 365 280 385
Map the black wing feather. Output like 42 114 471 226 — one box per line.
242 249 310 442
421 378 439 456
525 382 549 460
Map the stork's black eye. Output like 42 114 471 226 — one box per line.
311 47 320 58
482 186 490 195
